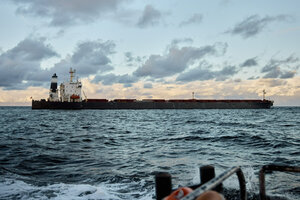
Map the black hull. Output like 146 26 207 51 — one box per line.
32 101 82 109
32 100 273 109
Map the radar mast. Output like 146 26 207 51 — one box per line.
69 68 76 82
263 89 266 100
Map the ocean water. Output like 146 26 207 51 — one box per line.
0 107 299 200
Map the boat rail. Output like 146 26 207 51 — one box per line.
155 164 299 200
259 165 300 200
181 166 246 200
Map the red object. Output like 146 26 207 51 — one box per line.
70 94 80 99
164 187 193 200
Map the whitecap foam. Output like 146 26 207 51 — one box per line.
0 178 154 200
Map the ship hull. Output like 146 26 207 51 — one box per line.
32 100 273 109
32 100 82 109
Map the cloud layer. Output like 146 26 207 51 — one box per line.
93 73 138 88
261 55 299 79
226 14 290 38
136 5 163 28
240 57 258 67
0 38 116 90
10 0 125 26
0 38 58 89
179 13 203 27
134 43 228 78
176 61 237 82
53 40 115 77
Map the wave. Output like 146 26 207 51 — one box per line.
0 177 153 200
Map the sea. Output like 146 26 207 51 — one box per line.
0 107 299 200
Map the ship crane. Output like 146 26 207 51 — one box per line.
83 90 88 101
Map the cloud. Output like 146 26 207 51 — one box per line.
0 37 58 89
259 79 287 87
93 73 138 87
176 62 238 82
124 52 142 66
143 83 153 89
124 52 134 62
134 42 227 78
10 0 126 26
170 38 193 47
248 76 260 80
51 40 115 81
71 40 115 74
261 55 299 78
240 57 258 67
226 14 290 38
0 38 116 90
179 13 203 27
136 5 162 28
280 70 297 79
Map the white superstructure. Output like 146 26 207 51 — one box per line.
59 68 82 102
48 68 82 102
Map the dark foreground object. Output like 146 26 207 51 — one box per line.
32 99 273 109
155 165 300 200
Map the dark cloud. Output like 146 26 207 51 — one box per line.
136 5 162 28
51 40 115 81
0 38 115 90
10 0 125 26
261 55 299 78
260 79 287 87
134 42 227 78
7 37 58 61
143 83 153 89
216 65 238 81
248 76 260 80
125 52 134 62
280 70 297 79
179 13 203 27
124 52 142 66
0 38 58 89
176 67 214 82
170 38 193 47
263 67 281 79
93 73 138 87
71 40 115 75
240 57 258 67
176 62 238 82
226 14 290 38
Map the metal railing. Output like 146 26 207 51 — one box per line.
182 166 247 200
259 165 300 200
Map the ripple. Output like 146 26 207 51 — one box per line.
0 107 299 200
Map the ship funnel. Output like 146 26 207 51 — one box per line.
50 73 58 92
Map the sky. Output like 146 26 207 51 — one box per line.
0 0 299 106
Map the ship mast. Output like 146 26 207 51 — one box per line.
69 68 76 82
263 89 266 100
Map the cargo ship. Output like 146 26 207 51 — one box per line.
32 69 274 109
